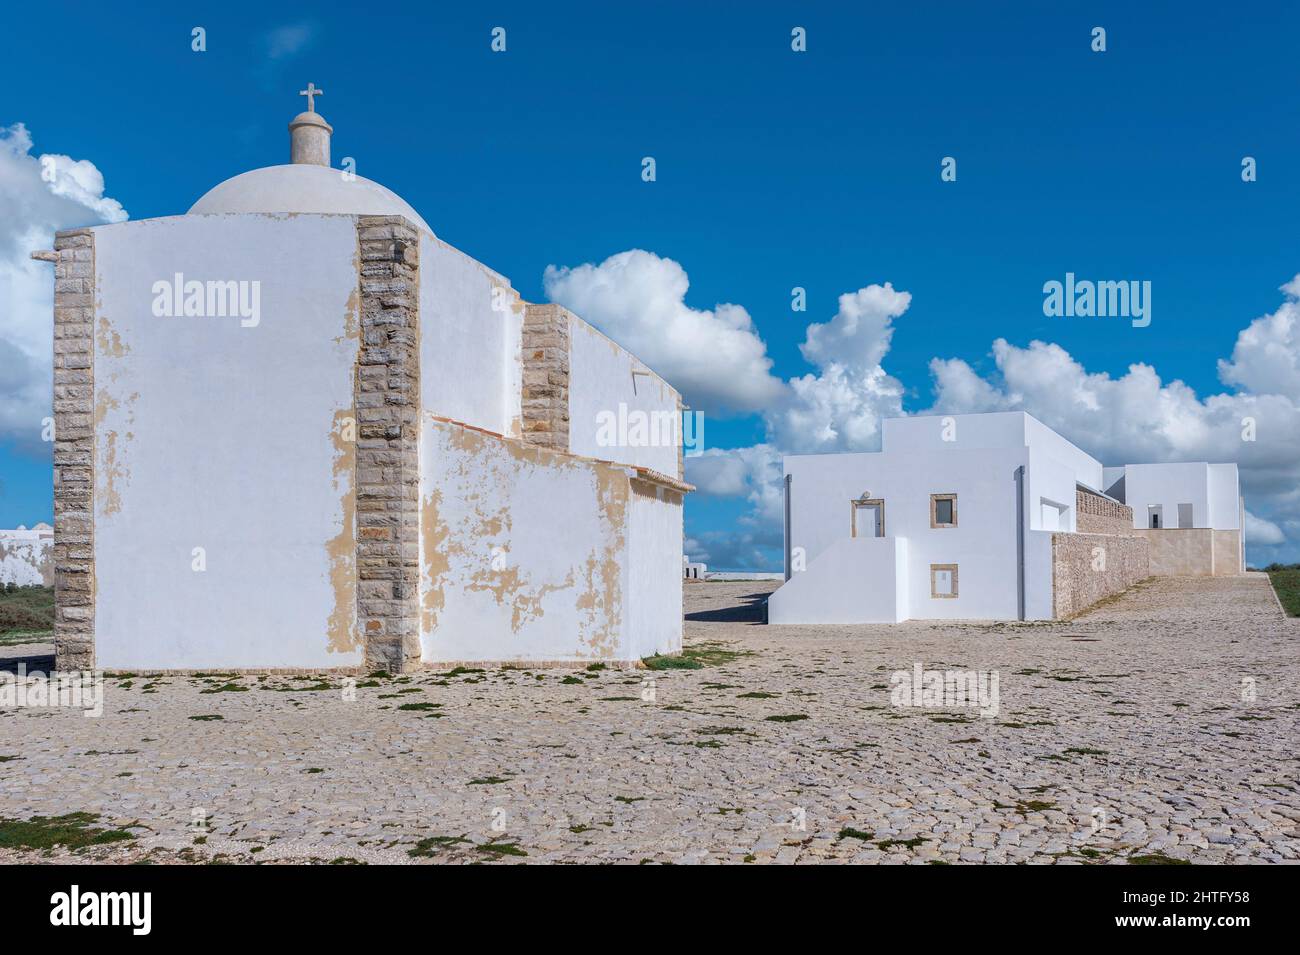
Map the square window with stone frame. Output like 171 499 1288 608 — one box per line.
930 493 957 528
930 563 958 598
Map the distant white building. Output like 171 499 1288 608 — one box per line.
0 523 54 587
768 412 1243 625
683 556 707 579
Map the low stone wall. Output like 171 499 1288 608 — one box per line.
1075 487 1137 536
1213 530 1243 575
1051 532 1150 619
1135 528 1212 576
1134 528 1244 576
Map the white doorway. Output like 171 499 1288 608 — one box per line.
852 498 884 538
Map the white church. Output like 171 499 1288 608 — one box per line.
37 87 688 672
769 411 1245 624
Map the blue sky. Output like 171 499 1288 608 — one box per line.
3 1 1299 568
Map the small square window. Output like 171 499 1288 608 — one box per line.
930 563 958 598
930 493 957 528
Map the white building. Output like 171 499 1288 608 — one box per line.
37 91 688 672
768 412 1243 625
683 556 707 579
0 523 54 587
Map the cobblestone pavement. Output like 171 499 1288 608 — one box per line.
1 574 1297 864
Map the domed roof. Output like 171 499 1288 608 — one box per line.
188 163 432 234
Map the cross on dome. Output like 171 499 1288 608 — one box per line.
299 82 323 112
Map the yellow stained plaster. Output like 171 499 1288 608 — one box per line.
96 316 128 358
97 430 125 517
420 417 628 656
420 486 451 636
325 408 360 654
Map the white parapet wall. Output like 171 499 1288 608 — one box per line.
418 416 683 664
768 537 909 624
566 314 681 479
418 233 521 437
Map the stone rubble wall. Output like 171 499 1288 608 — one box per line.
1051 531 1150 619
1075 486 1138 536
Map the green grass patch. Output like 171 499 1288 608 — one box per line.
642 641 752 670
476 839 527 858
1128 852 1191 865
409 835 470 857
876 836 928 850
764 714 808 722
1266 566 1300 616
0 811 135 852
837 827 874 841
0 584 54 639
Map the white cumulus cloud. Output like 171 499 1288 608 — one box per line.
0 123 127 450
922 283 1300 563
1217 274 1300 399
543 249 786 415
545 248 1300 568
1244 510 1285 546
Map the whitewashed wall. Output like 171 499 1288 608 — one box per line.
1026 448 1081 532
783 446 1027 620
1207 464 1242 529
1023 531 1055 620
419 417 680 663
0 529 53 586
567 317 680 477
93 214 363 669
1123 463 1211 529
418 235 520 437
625 481 684 656
1023 414 1104 491
768 537 909 624
882 411 1028 454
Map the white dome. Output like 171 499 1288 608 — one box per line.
188 164 432 234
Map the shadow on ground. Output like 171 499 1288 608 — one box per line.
685 591 770 624
0 645 55 674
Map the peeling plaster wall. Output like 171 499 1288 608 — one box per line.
626 480 684 656
418 234 520 437
92 214 363 669
418 416 683 663
567 316 681 477
0 530 53 586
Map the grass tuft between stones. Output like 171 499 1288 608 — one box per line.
0 812 136 852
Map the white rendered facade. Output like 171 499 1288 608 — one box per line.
768 412 1244 624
